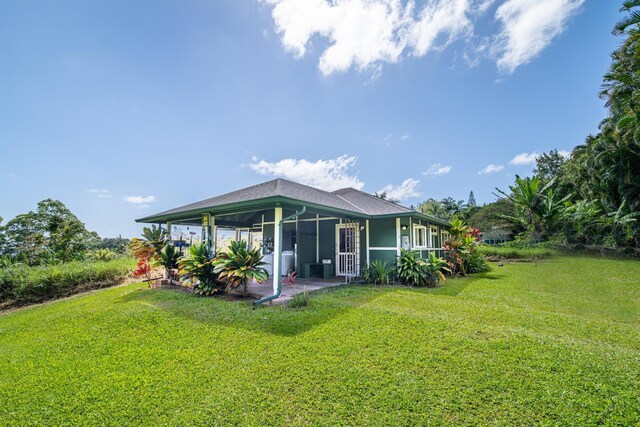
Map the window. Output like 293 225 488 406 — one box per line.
413 225 427 248
441 231 450 244
430 227 439 248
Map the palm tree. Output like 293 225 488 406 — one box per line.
496 175 568 241
613 1 640 35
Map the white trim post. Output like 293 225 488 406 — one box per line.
272 207 283 294
365 219 370 265
210 215 216 253
316 214 320 263
395 217 401 256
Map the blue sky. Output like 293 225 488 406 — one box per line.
0 1 621 237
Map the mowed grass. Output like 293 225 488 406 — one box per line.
1 257 639 426
479 245 557 260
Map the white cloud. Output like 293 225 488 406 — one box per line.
492 0 584 73
265 0 583 75
123 195 157 204
87 189 112 199
265 0 483 76
509 152 538 165
478 164 504 174
400 132 410 140
248 155 364 191
377 178 421 201
558 149 571 158
423 163 452 176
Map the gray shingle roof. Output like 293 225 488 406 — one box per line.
138 179 365 222
137 178 448 225
331 188 412 215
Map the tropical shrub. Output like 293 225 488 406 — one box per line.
361 259 394 285
154 243 180 280
132 258 153 286
0 258 134 305
86 248 117 262
444 220 490 275
396 249 448 288
129 225 167 261
214 240 269 297
424 251 450 287
178 243 222 295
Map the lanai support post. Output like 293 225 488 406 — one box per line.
272 207 282 295
210 215 216 253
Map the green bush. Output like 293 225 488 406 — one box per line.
396 250 448 288
361 260 394 285
0 258 134 305
86 249 118 262
178 243 222 295
479 246 556 261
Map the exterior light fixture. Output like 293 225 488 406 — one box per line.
401 224 408 231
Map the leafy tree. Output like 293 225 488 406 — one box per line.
466 198 518 235
417 198 448 220
550 3 640 247
95 236 131 254
533 149 568 186
496 176 568 242
441 197 466 217
0 199 97 265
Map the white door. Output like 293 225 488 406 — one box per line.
335 223 359 276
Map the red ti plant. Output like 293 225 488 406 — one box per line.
469 227 481 241
133 258 154 287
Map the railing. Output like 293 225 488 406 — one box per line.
337 253 359 277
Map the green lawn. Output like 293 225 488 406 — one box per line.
479 245 557 260
1 257 639 426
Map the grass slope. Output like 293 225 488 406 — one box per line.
1 257 639 425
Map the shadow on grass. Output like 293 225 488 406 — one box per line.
118 284 384 337
118 271 494 336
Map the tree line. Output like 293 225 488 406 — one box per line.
419 4 640 249
0 199 130 266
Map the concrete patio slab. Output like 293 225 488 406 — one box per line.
239 276 348 304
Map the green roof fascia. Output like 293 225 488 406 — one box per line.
370 211 452 227
135 195 369 224
135 196 282 224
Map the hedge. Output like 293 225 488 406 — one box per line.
0 258 135 307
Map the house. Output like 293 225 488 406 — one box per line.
136 178 450 302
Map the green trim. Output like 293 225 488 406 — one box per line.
372 211 451 227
